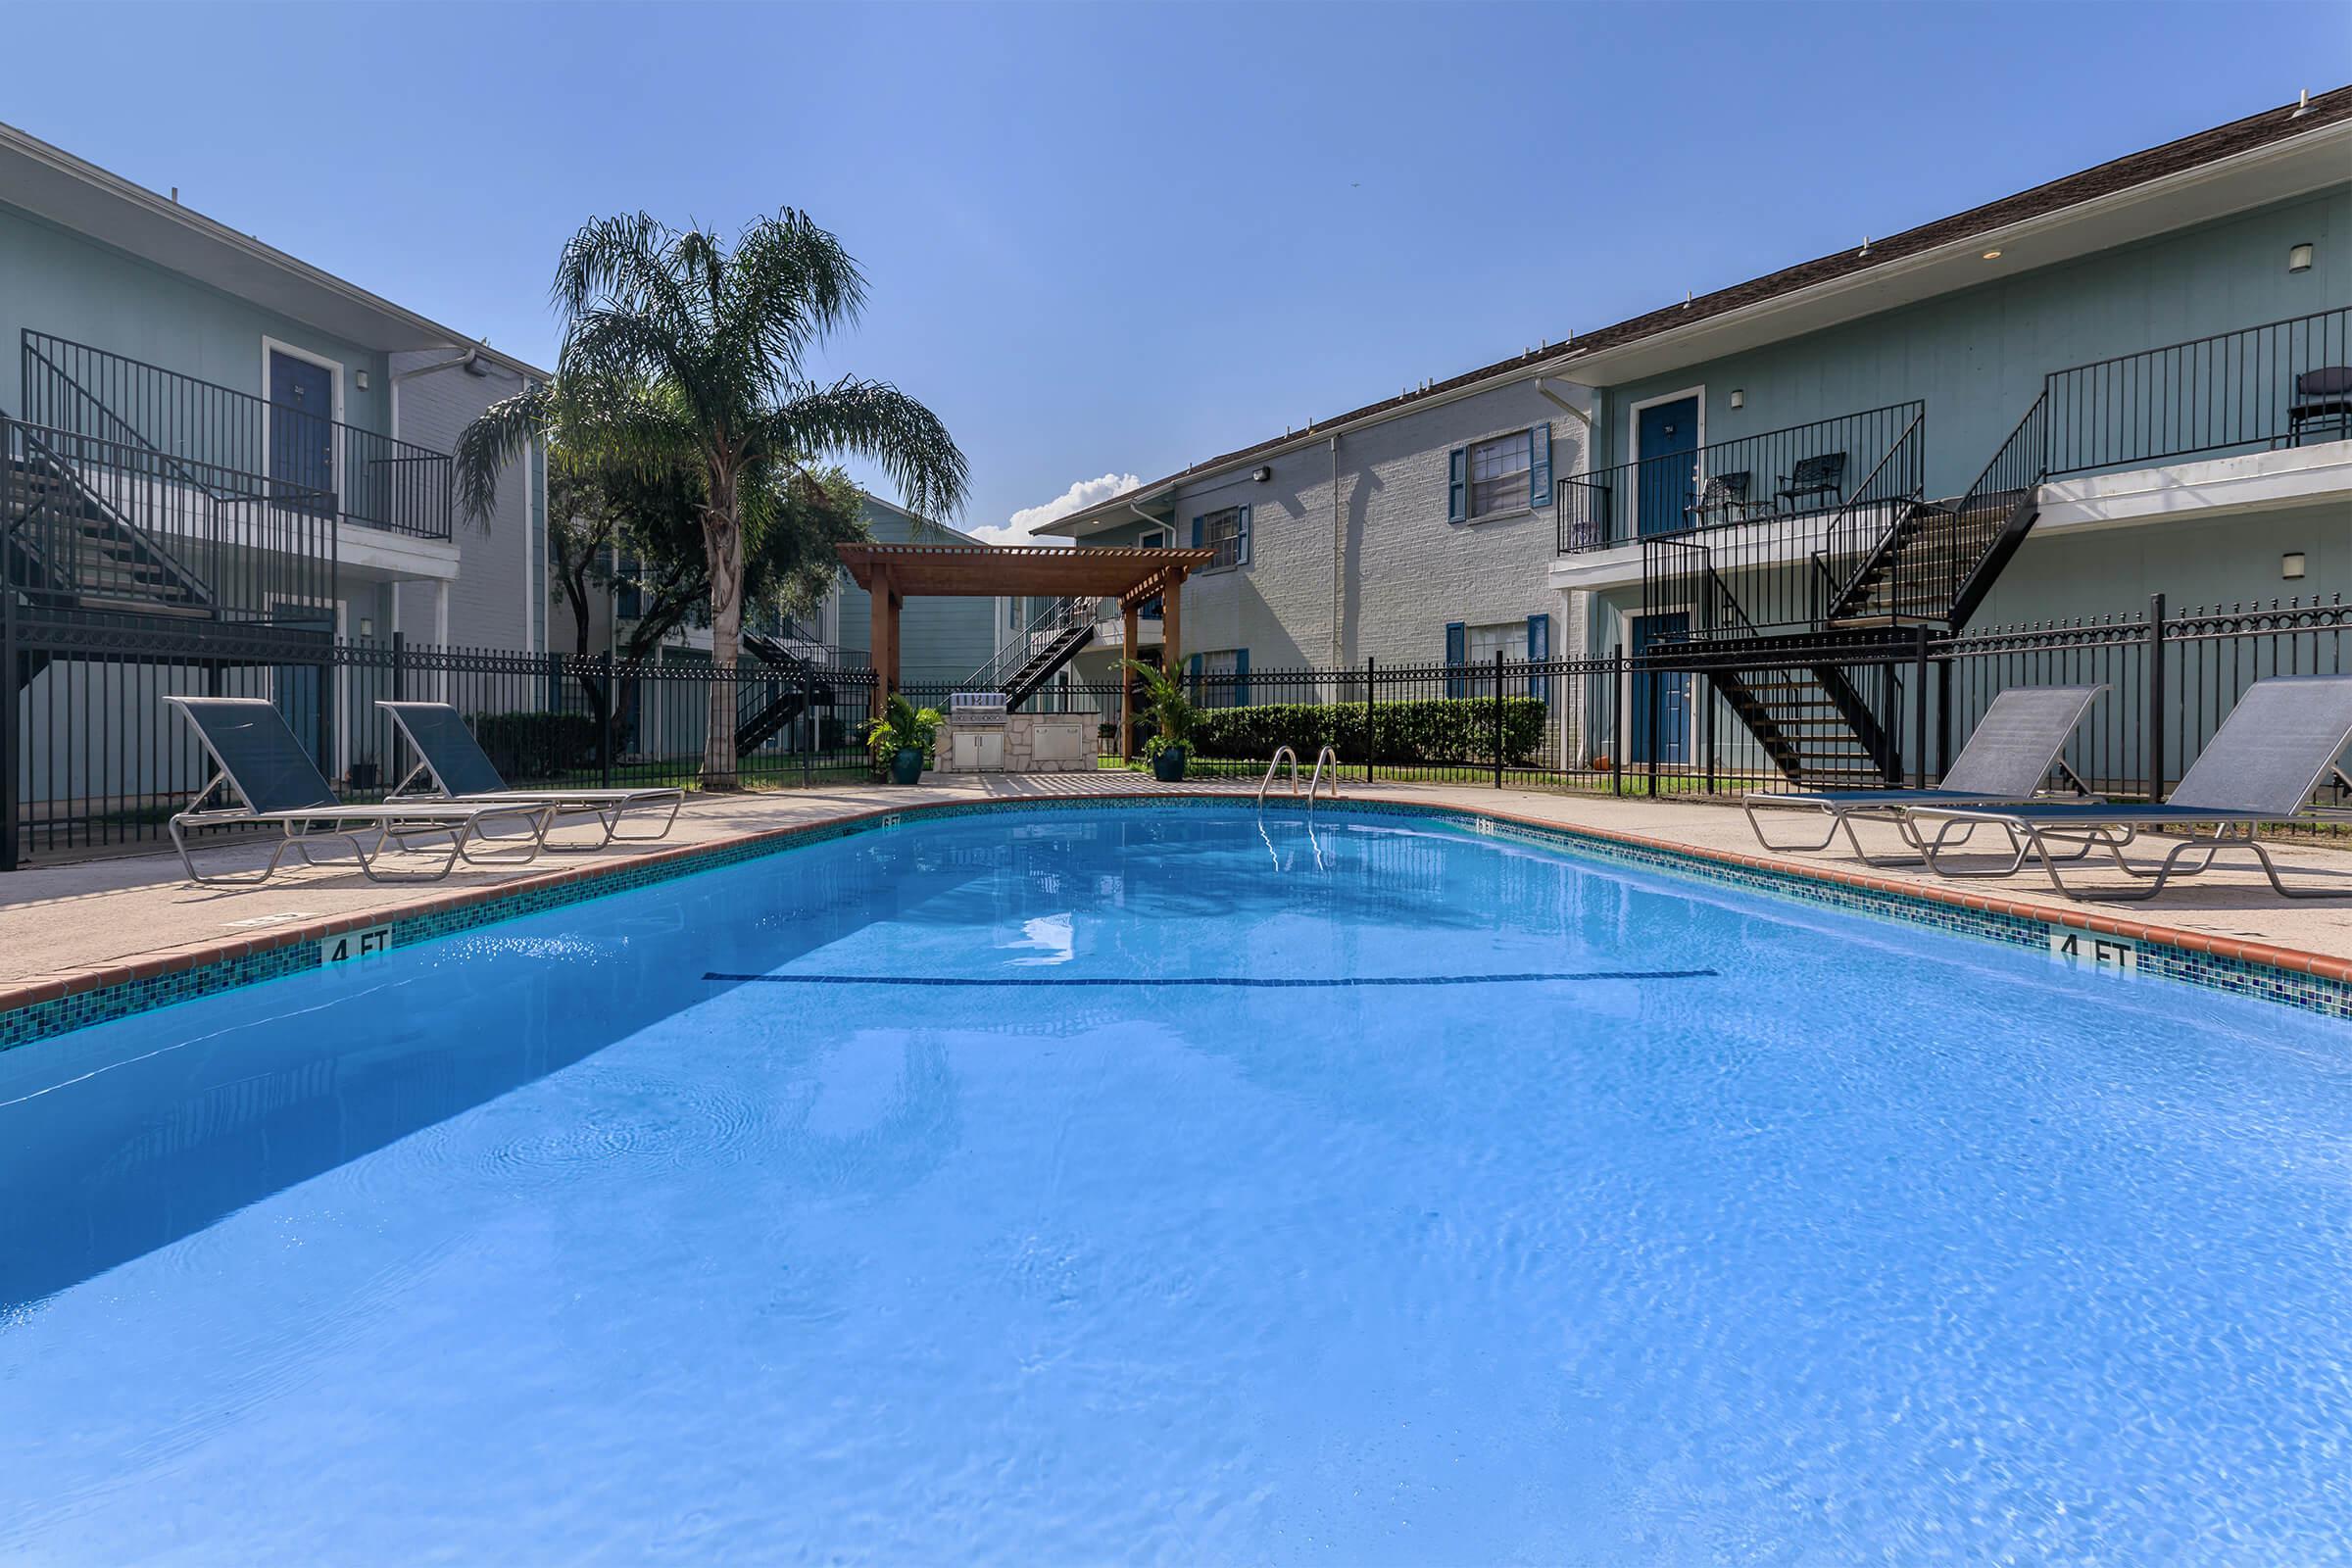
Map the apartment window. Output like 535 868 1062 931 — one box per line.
1189 648 1250 708
613 552 643 621
1191 505 1250 569
1446 423 1552 523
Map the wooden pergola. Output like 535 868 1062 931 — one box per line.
833 543 1218 757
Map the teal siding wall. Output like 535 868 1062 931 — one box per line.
833 497 1000 680
0 201 391 435
1594 192 2350 498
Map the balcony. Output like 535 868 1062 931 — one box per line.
22 330 455 543
1558 403 1925 556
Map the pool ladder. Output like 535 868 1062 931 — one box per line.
1258 746 1344 810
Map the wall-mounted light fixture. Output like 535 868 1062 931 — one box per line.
2283 552 2308 580
1729 389 1744 410
2289 243 2315 273
1981 249 2003 262
355 368 369 391
1250 466 1272 483
359 616 374 638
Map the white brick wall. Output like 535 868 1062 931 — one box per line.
1101 377 1591 673
389 351 542 651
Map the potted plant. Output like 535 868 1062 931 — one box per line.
347 756 381 793
1124 658 1198 782
864 692 943 785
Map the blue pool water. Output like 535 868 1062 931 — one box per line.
3 805 2349 1563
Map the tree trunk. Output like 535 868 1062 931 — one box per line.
700 465 745 789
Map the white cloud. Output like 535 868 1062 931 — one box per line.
968 472 1141 547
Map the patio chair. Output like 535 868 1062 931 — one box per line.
1683 471 1754 527
378 701 685 850
2286 366 2352 446
1775 452 1847 510
165 697 555 886
1905 674 2352 901
1742 684 2104 865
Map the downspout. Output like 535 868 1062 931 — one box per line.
1330 434 1343 666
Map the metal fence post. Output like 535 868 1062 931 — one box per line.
1493 648 1505 790
391 629 408 702
1645 651 1660 800
2145 592 2168 803
802 662 815 789
1912 624 1932 788
1610 643 1624 798
1363 657 1375 784
1936 653 1952 787
0 440 17 872
597 653 614 790
1703 672 1717 796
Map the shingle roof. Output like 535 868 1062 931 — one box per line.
1067 87 2352 523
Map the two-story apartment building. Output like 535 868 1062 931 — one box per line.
1039 89 2349 782
0 119 549 651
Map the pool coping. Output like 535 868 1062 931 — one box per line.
3 789 2347 1048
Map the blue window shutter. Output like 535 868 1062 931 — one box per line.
1191 515 1203 549
1527 612 1551 703
1529 423 1552 508
1446 449 1467 522
1234 648 1250 708
1446 621 1466 699
1237 504 1251 565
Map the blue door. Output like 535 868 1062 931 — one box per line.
1631 612 1690 765
269 350 336 505
1636 396 1698 537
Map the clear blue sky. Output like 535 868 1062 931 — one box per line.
5 1 2345 538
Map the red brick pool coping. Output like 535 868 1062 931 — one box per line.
2 788 2346 1024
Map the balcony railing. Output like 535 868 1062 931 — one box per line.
1560 402 1925 555
2044 306 2351 477
23 330 455 541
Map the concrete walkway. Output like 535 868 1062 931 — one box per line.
4 773 2350 1004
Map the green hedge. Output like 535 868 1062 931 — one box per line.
469 710 598 781
1190 696 1548 766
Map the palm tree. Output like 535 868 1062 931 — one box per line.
456 212 967 787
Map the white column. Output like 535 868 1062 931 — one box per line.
434 582 453 702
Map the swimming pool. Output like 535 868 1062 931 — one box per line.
3 803 2347 1562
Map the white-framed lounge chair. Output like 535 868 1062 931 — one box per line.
165 696 555 886
1907 674 2352 902
378 701 685 851
1742 684 2105 865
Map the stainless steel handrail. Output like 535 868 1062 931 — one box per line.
1306 746 1343 809
1257 746 1299 806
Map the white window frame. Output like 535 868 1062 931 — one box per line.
1198 507 1244 570
1464 429 1534 520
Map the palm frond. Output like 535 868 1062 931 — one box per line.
453 383 554 525
761 376 970 521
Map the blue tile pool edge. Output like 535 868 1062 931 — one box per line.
3 793 2345 1051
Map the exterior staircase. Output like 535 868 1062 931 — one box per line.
5 431 214 620
1644 396 2050 786
962 595 1099 709
733 628 836 754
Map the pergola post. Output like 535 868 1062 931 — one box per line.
1120 603 1139 760
868 563 898 720
1160 573 1184 715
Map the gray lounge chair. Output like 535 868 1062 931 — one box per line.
1907 674 2352 901
378 701 684 850
1743 684 2104 865
166 697 554 886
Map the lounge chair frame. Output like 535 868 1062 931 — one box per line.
166 698 555 886
377 702 685 852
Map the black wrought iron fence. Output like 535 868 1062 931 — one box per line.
4 598 2345 867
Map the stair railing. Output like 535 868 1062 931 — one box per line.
1941 393 2051 628
961 593 1098 695
1816 409 1929 622
7 417 219 613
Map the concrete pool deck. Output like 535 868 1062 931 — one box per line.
3 773 2350 1029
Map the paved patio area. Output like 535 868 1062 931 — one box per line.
4 773 2350 1004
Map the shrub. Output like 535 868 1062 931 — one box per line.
469 710 598 780
1190 696 1548 766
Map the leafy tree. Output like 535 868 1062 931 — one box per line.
458 211 967 786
